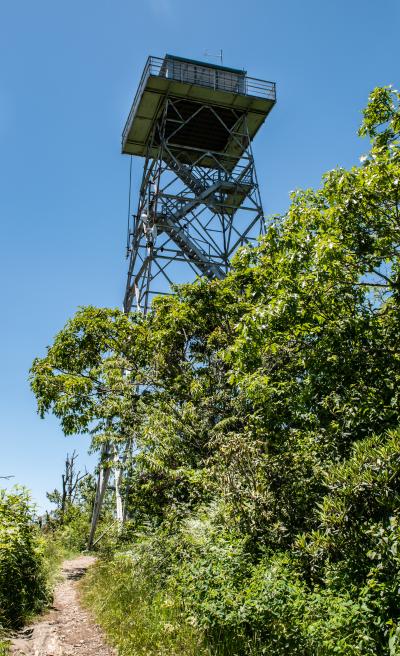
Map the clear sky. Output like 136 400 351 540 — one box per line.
1 0 398 512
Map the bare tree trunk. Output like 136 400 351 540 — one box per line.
114 452 123 527
61 473 67 521
88 444 111 549
60 450 83 523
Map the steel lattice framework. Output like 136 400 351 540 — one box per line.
123 55 276 314
124 98 266 313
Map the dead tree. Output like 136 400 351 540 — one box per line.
60 451 87 520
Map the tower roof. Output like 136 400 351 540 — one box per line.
164 54 246 76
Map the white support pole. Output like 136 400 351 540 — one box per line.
88 444 111 549
114 451 124 527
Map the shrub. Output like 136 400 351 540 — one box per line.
0 487 48 629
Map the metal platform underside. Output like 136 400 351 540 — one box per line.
122 64 275 166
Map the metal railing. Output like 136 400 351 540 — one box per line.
122 56 276 145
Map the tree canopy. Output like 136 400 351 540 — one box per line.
31 86 400 655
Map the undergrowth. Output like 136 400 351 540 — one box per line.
0 487 49 630
0 486 73 654
81 552 210 656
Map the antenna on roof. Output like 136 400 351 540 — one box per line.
203 49 223 65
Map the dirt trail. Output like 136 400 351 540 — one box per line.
11 556 115 656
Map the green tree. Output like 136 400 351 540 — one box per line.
32 86 400 655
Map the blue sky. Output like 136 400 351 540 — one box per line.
1 0 398 511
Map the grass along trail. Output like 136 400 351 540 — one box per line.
11 556 115 656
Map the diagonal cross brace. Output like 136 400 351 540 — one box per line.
155 180 226 278
159 180 222 223
158 213 225 279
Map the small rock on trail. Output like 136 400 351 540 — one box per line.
11 555 115 656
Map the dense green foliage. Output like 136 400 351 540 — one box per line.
0 488 49 630
33 86 400 654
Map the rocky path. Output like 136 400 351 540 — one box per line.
11 556 115 656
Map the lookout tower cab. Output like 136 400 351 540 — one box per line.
122 54 276 313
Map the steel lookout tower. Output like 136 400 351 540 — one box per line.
89 55 276 547
122 54 276 313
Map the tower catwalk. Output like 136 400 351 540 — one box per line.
122 55 276 313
